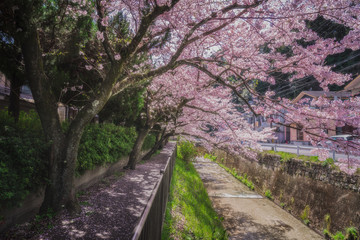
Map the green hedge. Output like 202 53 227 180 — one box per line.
0 109 157 207
76 124 137 174
0 110 48 208
142 133 156 151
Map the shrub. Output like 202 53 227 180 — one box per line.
0 110 48 208
142 133 156 150
332 232 345 240
324 214 331 232
204 153 217 162
0 109 140 207
76 124 137 174
265 189 274 200
345 227 358 240
178 141 196 163
301 205 311 225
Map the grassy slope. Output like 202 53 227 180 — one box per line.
162 157 227 240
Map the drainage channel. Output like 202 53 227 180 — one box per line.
209 193 263 199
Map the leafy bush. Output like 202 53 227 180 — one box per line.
333 232 345 240
300 205 311 225
178 141 196 163
76 124 137 174
0 109 141 207
204 153 217 162
324 226 358 240
265 189 274 200
345 227 358 240
0 110 48 208
142 133 156 150
265 150 335 167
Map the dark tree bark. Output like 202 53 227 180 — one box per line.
142 129 173 160
19 23 117 213
8 72 24 122
8 0 180 214
125 127 151 170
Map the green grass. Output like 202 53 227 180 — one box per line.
162 155 228 240
204 154 255 190
264 150 335 167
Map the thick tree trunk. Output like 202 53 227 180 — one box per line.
18 6 123 214
40 131 83 214
125 127 151 170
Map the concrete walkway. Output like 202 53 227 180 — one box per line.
193 157 323 240
3 142 176 240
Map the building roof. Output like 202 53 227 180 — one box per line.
292 91 351 103
344 75 360 93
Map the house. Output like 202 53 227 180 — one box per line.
0 72 78 122
290 91 352 145
0 72 36 112
343 74 360 96
246 112 289 143
292 91 351 103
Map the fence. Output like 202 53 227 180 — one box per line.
131 142 177 240
260 143 338 160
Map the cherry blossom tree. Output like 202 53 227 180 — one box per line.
1 0 359 212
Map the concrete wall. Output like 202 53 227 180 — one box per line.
214 150 360 235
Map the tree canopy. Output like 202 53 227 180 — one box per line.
1 0 360 211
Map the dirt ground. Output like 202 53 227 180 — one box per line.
193 157 324 240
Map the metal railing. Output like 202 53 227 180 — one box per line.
131 142 176 240
260 143 337 160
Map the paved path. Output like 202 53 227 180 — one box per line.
193 157 323 240
3 142 176 240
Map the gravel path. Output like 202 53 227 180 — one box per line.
193 157 324 240
3 142 176 240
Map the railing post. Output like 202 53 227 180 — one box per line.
333 150 336 161
297 146 300 156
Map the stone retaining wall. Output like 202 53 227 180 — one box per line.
214 150 360 235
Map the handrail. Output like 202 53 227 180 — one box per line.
259 143 337 160
131 141 176 240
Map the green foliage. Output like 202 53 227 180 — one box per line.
333 232 345 240
324 229 332 239
265 150 335 167
301 205 311 225
204 153 217 162
324 226 359 240
322 158 335 167
324 214 331 233
161 156 228 240
208 154 255 191
265 189 274 200
0 110 48 208
76 124 137 174
178 141 196 163
345 227 358 240
0 109 139 207
142 133 156 151
98 86 145 126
